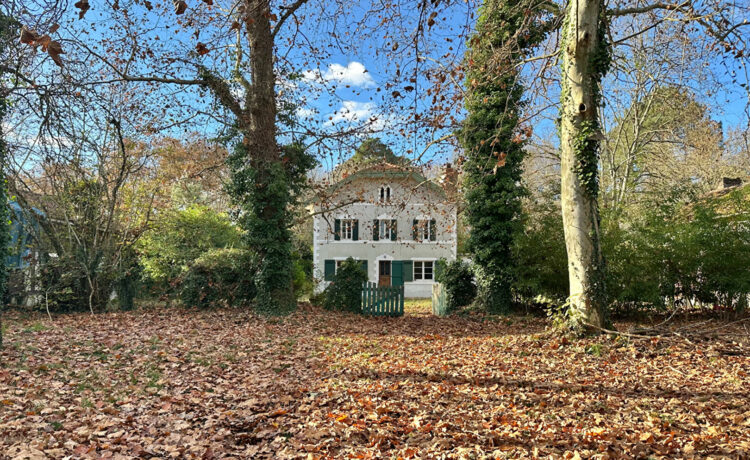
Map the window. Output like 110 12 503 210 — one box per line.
412 218 436 241
373 219 397 241
379 186 391 203
379 220 392 240
334 218 358 241
340 219 354 240
414 261 434 281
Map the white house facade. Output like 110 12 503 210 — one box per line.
313 165 457 298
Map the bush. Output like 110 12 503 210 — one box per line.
512 203 569 304
179 248 257 308
604 197 750 314
138 205 242 287
323 257 367 313
436 259 476 312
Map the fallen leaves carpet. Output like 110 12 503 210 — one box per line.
1 306 748 459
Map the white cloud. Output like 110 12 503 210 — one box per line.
303 61 376 88
324 100 377 126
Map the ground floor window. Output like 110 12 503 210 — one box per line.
414 260 434 280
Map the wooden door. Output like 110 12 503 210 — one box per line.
378 260 391 286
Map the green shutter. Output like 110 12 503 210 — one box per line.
392 261 403 286
373 219 379 241
334 219 340 241
429 218 436 241
324 260 335 281
412 219 418 240
360 260 368 277
353 220 359 241
403 260 413 282
391 219 397 241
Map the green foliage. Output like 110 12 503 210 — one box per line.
458 0 547 313
322 257 367 313
179 248 257 308
348 138 408 167
226 142 315 313
513 201 569 303
605 198 750 313
292 239 314 298
0 12 19 346
435 259 476 312
137 205 241 286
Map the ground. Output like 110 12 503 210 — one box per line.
1 302 749 459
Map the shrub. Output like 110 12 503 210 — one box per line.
323 257 367 313
179 248 257 308
512 203 569 304
138 205 242 287
436 258 476 312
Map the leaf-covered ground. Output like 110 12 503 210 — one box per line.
1 304 749 459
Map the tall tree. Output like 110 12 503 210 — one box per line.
558 0 748 332
458 0 547 312
0 12 19 347
558 0 611 330
74 0 316 313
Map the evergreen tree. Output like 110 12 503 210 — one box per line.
458 0 546 313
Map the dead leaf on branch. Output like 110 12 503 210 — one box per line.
173 0 188 15
19 27 65 68
196 43 209 56
74 0 91 19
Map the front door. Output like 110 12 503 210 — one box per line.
378 260 391 286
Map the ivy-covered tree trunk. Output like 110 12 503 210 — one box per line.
559 0 610 332
226 0 296 313
0 96 8 347
0 13 15 347
459 0 545 313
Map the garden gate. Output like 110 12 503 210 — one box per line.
361 282 404 316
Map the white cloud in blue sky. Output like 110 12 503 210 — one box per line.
324 100 376 126
304 61 376 88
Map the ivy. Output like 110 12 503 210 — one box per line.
457 0 548 313
0 13 17 347
226 142 314 314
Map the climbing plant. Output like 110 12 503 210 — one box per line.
0 12 16 347
557 0 612 332
457 0 547 313
227 142 315 314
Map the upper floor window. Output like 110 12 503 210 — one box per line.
412 218 436 241
373 218 397 241
334 219 358 241
379 220 392 239
379 186 391 204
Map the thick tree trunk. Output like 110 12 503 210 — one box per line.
239 0 295 312
559 0 608 331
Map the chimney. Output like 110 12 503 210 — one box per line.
441 163 458 198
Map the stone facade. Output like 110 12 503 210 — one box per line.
313 166 457 298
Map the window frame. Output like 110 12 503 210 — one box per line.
379 185 392 204
413 260 434 281
379 219 392 240
340 219 354 240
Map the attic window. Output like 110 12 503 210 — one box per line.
380 186 391 203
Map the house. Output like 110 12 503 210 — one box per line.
313 163 457 298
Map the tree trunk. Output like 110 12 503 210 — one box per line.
559 0 609 332
238 0 295 312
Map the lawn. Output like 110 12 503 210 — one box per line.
1 306 748 459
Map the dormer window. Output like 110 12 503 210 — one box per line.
379 186 391 203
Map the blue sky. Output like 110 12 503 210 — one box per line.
5 0 749 170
